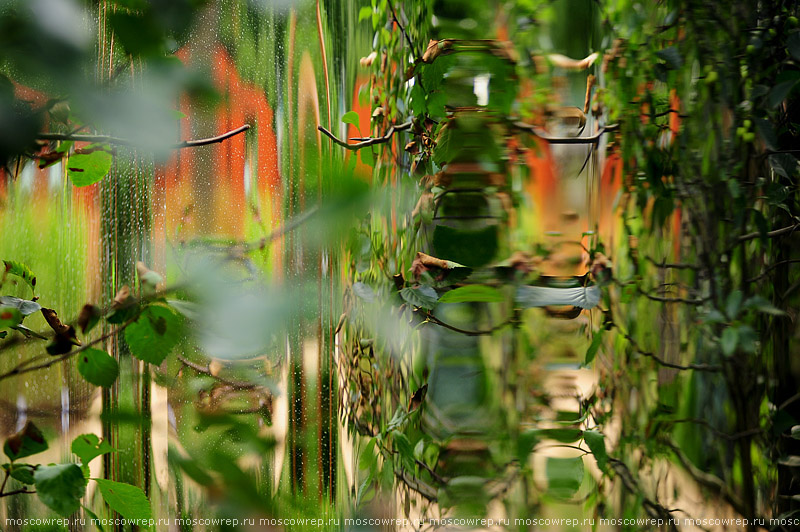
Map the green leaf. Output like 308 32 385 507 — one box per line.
358 6 372 22
124 305 182 365
726 290 743 320
438 285 504 303
791 425 800 440
768 79 799 108
769 153 798 179
353 282 375 303
359 438 377 471
82 506 105 532
3 260 36 293
744 295 787 317
0 296 40 316
342 111 360 127
584 330 604 366
545 456 584 498
0 306 22 330
360 147 375 167
94 478 152 521
788 32 800 61
516 430 539 462
721 327 738 357
4 421 48 461
583 430 608 471
532 428 583 443
34 464 86 516
67 150 113 187
655 46 683 69
410 83 426 117
71 434 115 466
77 348 119 387
2 463 35 485
400 286 438 309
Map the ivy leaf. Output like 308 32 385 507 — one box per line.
124 305 182 365
71 434 115 466
4 421 48 461
721 327 738 357
94 479 152 521
545 456 584 498
438 285 504 303
78 348 119 387
342 111 360 127
3 260 36 293
400 286 438 309
583 430 608 471
34 464 86 516
67 150 113 187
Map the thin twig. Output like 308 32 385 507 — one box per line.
386 0 419 62
514 122 619 144
420 310 512 337
667 418 763 441
0 317 137 383
37 125 251 150
318 122 412 151
245 206 320 252
661 439 750 518
0 489 36 497
621 330 721 372
396 470 438 502
738 223 800 243
645 256 700 270
746 259 800 283
176 354 262 391
637 286 708 305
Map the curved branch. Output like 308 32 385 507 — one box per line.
37 125 251 150
738 223 800 243
620 330 721 372
514 122 619 144
318 122 412 151
0 317 137 383
176 354 263 391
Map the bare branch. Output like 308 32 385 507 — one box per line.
176 354 263 391
0 317 137 383
386 0 419 62
514 122 619 144
738 223 800 243
318 122 412 151
37 125 251 150
746 259 800 283
645 256 700 270
662 439 750 519
419 309 512 336
621 330 721 372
